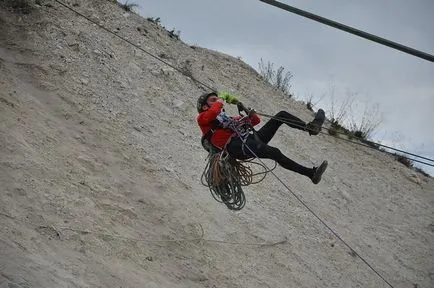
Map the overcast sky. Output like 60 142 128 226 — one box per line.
134 0 434 174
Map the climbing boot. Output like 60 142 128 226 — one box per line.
306 109 326 136
311 160 328 184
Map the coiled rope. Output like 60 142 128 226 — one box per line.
200 115 277 210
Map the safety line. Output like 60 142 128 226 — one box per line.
51 0 433 168
52 0 215 91
255 112 434 167
237 134 395 288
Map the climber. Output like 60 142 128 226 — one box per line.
196 91 328 184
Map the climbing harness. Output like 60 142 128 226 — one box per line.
200 106 276 210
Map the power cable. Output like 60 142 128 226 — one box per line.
259 0 434 63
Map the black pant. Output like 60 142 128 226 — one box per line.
226 111 314 178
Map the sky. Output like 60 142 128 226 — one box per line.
133 0 434 175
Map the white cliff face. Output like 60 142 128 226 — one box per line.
0 1 433 288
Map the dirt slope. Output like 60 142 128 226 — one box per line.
0 1 433 287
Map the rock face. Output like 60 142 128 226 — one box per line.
0 1 433 288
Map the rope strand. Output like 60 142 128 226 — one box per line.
0 211 287 247
238 138 395 288
256 112 434 167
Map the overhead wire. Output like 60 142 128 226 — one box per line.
259 0 434 63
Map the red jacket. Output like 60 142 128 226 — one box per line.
197 101 261 149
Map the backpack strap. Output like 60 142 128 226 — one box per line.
201 119 223 152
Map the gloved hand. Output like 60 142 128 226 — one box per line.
236 101 248 113
218 92 239 104
237 102 255 116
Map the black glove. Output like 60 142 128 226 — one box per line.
237 102 248 114
237 102 256 117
